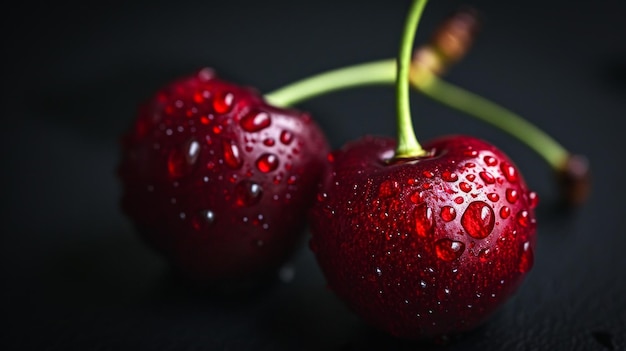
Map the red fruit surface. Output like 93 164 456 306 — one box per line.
309 135 537 339
118 68 330 284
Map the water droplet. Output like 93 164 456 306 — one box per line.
435 239 465 261
414 203 434 237
459 182 472 193
167 139 201 177
234 181 263 207
222 139 242 169
464 150 478 157
317 192 328 202
519 241 534 273
466 174 476 182
454 196 464 204
263 138 275 146
478 248 490 263
517 210 531 227
375 267 382 276
442 171 458 182
423 170 434 178
201 209 215 224
484 156 498 166
506 188 519 203
440 206 456 222
280 130 294 145
528 191 539 208
487 193 499 202
500 162 518 183
213 91 234 113
444 288 451 295
410 191 424 204
420 280 427 288
379 180 400 198
240 110 271 132
479 171 495 184
500 206 511 219
461 201 495 239
466 162 476 168
256 153 279 173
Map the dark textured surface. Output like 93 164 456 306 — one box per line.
2 0 625 350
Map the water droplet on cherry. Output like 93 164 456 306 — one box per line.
240 110 271 132
256 153 279 173
222 139 242 169
487 193 499 202
506 188 519 203
379 180 400 198
518 241 534 273
479 171 495 184
435 239 465 261
500 206 511 219
167 139 201 177
414 203 434 237
459 182 472 193
500 162 518 183
440 206 456 222
483 156 498 166
517 210 531 227
442 171 458 182
234 181 263 207
213 91 234 113
461 201 495 239
280 130 294 145
528 191 539 208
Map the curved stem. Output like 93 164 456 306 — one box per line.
262 58 569 170
394 0 428 158
410 67 568 169
264 60 395 107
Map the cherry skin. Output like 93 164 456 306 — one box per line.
118 68 330 285
309 135 537 339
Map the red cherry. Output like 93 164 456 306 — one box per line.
309 135 537 339
118 68 329 284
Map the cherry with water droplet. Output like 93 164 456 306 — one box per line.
119 69 330 285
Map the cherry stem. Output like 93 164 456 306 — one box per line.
394 0 429 158
264 60 395 107
410 66 569 169
264 62 568 170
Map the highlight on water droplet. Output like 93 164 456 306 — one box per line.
410 191 424 204
461 201 495 239
414 203 434 237
280 130 294 145
213 91 234 114
459 182 472 193
483 155 498 166
442 171 458 182
379 180 400 198
440 206 456 222
528 191 539 208
487 193 499 202
500 162 518 183
240 110 271 132
479 171 495 184
222 139 243 169
256 153 279 173
518 241 534 273
506 188 519 203
435 238 465 261
167 139 201 177
517 210 531 227
500 206 511 219
234 180 263 207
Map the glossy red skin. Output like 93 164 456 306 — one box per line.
118 68 330 284
310 135 537 339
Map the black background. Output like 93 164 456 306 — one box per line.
2 0 626 350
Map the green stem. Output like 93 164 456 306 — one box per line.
264 60 395 107
411 68 568 169
262 58 568 169
394 0 428 158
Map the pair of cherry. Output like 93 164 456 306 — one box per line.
118 1 589 340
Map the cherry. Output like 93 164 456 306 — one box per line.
308 0 543 339
118 69 329 285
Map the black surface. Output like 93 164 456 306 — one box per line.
2 0 625 350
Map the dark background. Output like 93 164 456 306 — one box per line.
2 0 625 350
